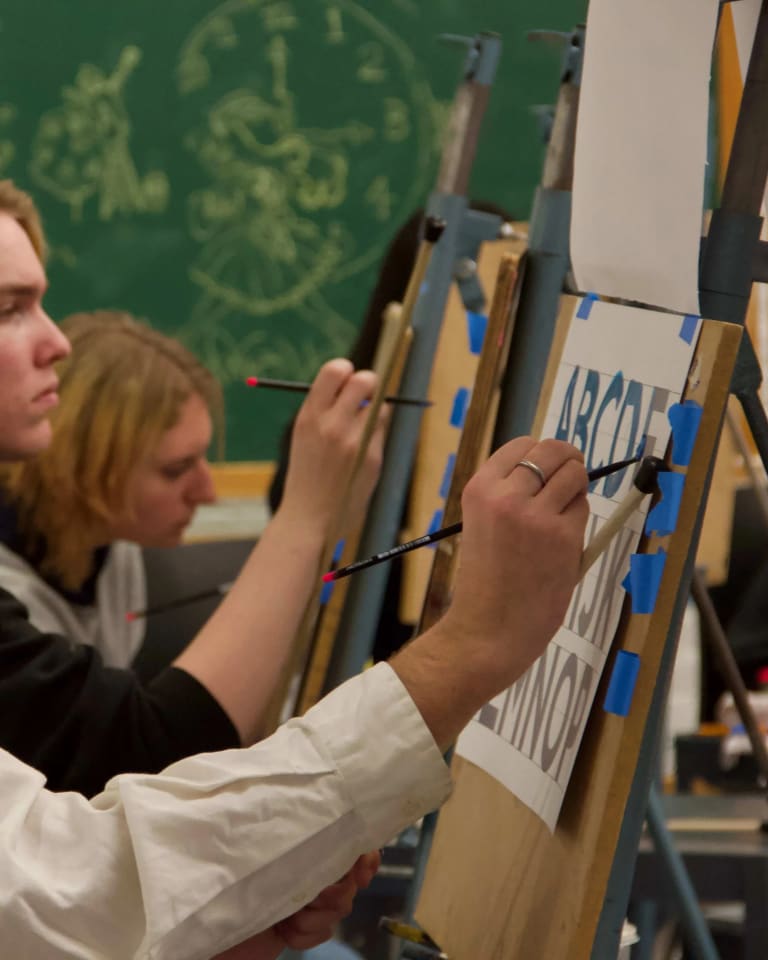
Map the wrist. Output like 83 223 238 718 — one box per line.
390 620 505 752
269 502 330 554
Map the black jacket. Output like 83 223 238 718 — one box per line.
0 587 239 797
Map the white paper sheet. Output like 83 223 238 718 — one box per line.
455 298 701 830
570 0 720 315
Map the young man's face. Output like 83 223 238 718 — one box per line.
0 212 70 460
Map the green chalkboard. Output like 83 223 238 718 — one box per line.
0 0 585 460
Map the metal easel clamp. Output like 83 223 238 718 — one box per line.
528 24 586 85
438 31 502 83
451 207 504 313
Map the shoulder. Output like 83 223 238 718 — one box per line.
0 544 89 642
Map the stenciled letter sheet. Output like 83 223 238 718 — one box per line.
455 298 701 830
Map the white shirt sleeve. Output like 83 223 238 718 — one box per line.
2 663 452 960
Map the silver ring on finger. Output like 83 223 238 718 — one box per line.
514 458 546 490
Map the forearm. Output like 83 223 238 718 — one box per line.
390 621 508 753
172 507 327 742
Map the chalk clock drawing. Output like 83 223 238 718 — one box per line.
175 0 439 382
29 46 169 222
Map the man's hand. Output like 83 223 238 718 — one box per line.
392 436 589 751
211 851 381 960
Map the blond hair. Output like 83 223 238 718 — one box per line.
0 311 223 589
0 179 46 261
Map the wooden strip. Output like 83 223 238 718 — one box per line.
210 462 275 499
399 231 528 623
417 251 524 633
295 308 412 713
715 3 743 191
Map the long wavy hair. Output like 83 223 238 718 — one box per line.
0 310 223 589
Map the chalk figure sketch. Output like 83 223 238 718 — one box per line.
456 300 702 831
176 0 439 382
30 46 170 222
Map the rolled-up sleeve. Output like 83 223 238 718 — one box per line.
2 663 452 960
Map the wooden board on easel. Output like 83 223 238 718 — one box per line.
399 226 528 624
414 316 741 960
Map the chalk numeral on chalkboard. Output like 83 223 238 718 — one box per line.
325 6 344 44
384 97 410 142
365 175 394 220
357 42 387 83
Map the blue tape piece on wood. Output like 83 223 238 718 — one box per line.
668 400 703 466
466 311 488 355
644 471 685 537
576 292 599 319
622 550 666 614
439 453 456 499
320 539 346 606
427 509 443 545
679 314 699 344
603 650 641 717
450 387 470 428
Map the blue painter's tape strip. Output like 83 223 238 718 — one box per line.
427 509 443 544
466 311 488 355
576 292 598 319
645 471 685 537
331 539 346 564
439 453 456 499
623 550 666 614
450 387 470 428
320 539 346 605
603 650 641 717
668 400 703 466
679 314 699 344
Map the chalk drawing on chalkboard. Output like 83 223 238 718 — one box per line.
29 46 170 222
0 103 16 175
175 0 438 382
178 289 358 386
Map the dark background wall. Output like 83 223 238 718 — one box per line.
0 0 585 459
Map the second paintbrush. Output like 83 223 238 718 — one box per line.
245 376 431 407
322 453 646 583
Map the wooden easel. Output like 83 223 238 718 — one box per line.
414 311 741 959
323 33 505 693
409 3 768 959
